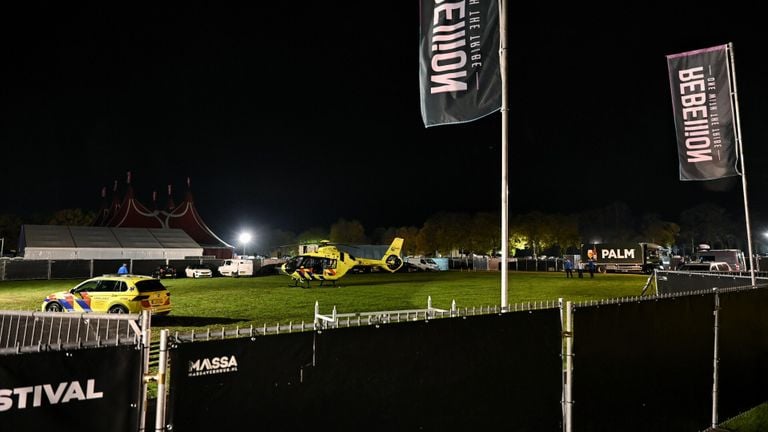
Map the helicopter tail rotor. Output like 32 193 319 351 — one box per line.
384 254 403 272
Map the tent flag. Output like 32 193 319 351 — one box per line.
666 44 740 181
419 0 501 127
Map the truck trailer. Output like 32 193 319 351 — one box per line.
581 242 670 274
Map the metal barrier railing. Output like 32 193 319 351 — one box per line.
172 321 316 343
0 310 143 355
314 296 457 329
314 297 561 330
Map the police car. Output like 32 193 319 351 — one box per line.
41 275 171 315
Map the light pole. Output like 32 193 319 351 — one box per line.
239 232 252 257
0 237 4 257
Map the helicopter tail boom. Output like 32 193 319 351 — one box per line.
383 237 404 259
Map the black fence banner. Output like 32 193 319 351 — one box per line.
666 44 739 181
656 271 760 295
0 345 142 432
717 287 768 421
167 332 315 431
308 311 563 431
168 310 563 431
50 259 91 279
419 0 501 127
573 295 714 431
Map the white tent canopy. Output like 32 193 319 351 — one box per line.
20 225 203 260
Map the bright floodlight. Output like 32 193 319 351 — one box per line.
238 232 253 257
239 232 252 244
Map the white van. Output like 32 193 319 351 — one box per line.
405 257 440 271
218 259 254 277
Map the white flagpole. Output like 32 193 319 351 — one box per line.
727 42 756 286
499 0 509 309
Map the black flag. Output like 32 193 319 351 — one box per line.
666 44 740 181
419 0 501 127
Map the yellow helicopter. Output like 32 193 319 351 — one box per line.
280 237 404 287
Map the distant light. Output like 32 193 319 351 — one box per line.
239 232 252 245
238 232 253 257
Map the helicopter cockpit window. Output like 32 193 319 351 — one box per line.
326 259 337 269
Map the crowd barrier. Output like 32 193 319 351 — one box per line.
0 311 150 432
2 278 768 431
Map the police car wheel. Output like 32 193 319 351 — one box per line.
46 302 64 312
109 305 129 314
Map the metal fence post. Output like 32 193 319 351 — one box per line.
155 329 169 432
711 289 721 429
139 310 151 432
314 301 320 329
564 300 573 432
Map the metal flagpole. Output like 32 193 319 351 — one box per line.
711 290 721 428
727 42 756 286
499 0 509 310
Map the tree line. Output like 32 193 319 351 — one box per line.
257 201 753 258
0 201 756 258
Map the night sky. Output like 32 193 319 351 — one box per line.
2 3 765 245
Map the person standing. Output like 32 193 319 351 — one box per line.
587 259 596 278
118 263 129 275
564 258 573 278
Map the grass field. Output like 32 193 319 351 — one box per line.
0 270 764 430
0 270 649 334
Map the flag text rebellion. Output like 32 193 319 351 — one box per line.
419 0 500 127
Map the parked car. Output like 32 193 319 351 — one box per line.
41 275 171 315
185 264 213 278
152 264 177 279
677 262 732 272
